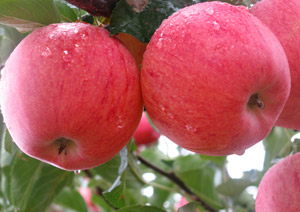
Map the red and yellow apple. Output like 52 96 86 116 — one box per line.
141 2 290 155
117 33 147 66
256 153 300 212
0 23 143 170
250 0 300 129
133 112 160 146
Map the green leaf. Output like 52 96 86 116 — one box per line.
109 0 208 43
263 127 297 170
54 0 78 22
55 187 88 212
174 155 223 210
0 24 24 66
178 202 204 212
216 179 254 198
1 129 19 167
116 205 166 212
10 153 73 212
103 185 126 208
0 0 61 32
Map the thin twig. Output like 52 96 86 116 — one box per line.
136 155 218 212
83 170 118 211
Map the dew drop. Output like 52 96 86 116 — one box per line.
117 116 125 129
49 34 55 39
235 150 245 156
167 112 174 119
156 38 163 49
81 33 87 39
205 7 214 15
213 21 220 30
42 47 52 57
160 104 165 111
74 170 81 175
185 124 197 132
63 50 72 62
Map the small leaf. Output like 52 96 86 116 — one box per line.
0 24 24 67
103 185 126 208
216 179 255 198
55 187 88 212
0 0 61 32
178 202 204 212
54 0 78 22
116 205 166 212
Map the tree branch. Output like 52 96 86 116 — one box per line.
136 155 218 212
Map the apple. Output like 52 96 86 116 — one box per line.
133 112 160 146
256 153 300 212
141 2 290 155
117 33 147 66
0 23 143 170
79 187 100 212
250 0 300 130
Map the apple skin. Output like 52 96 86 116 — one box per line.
256 153 300 212
250 0 300 129
141 2 290 155
133 112 160 146
79 187 100 212
0 23 143 170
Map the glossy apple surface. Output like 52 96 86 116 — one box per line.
133 112 160 146
250 0 300 129
0 23 143 170
256 153 300 212
141 2 290 155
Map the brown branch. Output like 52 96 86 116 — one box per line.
136 155 218 212
83 170 118 211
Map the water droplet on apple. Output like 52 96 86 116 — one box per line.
205 7 214 15
42 47 52 57
235 150 245 156
49 34 55 39
160 105 165 111
117 116 125 129
81 33 87 39
213 21 220 30
156 38 163 49
74 170 81 175
63 50 72 62
74 29 79 34
185 124 197 132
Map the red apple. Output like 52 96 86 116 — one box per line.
0 23 143 170
79 187 100 212
141 2 290 155
250 0 300 129
133 112 160 146
256 153 300 212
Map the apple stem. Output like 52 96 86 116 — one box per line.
248 93 265 109
55 137 72 155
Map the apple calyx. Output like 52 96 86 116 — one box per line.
55 137 73 155
248 94 265 109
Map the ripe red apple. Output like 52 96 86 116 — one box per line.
256 153 300 212
0 23 143 170
133 112 160 146
141 2 290 155
79 187 100 212
250 0 300 129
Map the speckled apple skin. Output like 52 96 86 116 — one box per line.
141 2 290 155
0 23 143 170
250 0 300 130
133 112 160 146
256 153 300 212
